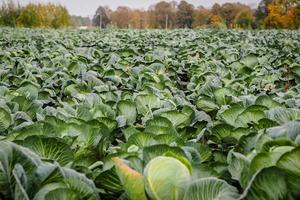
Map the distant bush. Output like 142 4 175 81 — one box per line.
209 22 227 29
17 3 70 28
0 0 21 27
0 0 71 28
235 9 253 29
71 15 91 27
208 15 227 29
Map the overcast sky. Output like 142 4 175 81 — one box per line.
17 0 260 17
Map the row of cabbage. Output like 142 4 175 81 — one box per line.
0 28 300 199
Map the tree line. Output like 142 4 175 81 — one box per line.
0 0 299 29
93 0 300 29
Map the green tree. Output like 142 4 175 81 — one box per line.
17 4 41 27
50 5 70 28
219 3 251 28
294 4 300 28
235 9 254 29
211 3 221 15
17 3 71 28
0 0 21 27
152 1 177 29
177 0 194 28
93 6 110 28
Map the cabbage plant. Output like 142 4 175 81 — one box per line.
144 156 191 200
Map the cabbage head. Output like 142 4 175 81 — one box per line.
144 156 191 200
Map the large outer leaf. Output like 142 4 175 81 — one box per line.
220 105 244 126
112 157 147 200
160 110 190 127
240 167 288 200
34 163 100 200
117 100 137 125
17 82 39 100
33 183 91 200
255 95 281 109
267 121 300 141
94 169 123 195
240 54 258 67
266 108 300 124
44 188 79 200
212 124 233 140
16 136 74 166
260 138 296 152
0 141 42 198
145 116 178 136
235 105 267 128
214 88 234 106
250 147 294 173
276 148 300 197
143 144 186 164
0 106 12 132
33 183 67 200
196 97 219 112
227 150 250 182
12 164 30 200
135 93 160 115
127 132 156 148
277 147 300 176
184 177 239 200
153 134 177 145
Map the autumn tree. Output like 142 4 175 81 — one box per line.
192 6 212 28
111 6 131 28
93 6 110 28
264 4 285 28
147 5 156 28
211 3 221 15
209 15 226 29
263 0 300 29
219 3 251 28
151 1 177 29
130 9 147 29
255 0 273 23
110 7 148 29
177 0 194 28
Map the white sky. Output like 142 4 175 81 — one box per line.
16 0 260 17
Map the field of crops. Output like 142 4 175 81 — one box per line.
0 28 300 199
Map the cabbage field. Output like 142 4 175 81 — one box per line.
0 28 300 199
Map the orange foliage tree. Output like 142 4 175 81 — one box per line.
210 15 223 25
209 15 227 29
263 0 300 29
264 5 285 28
192 6 212 28
111 6 131 28
130 10 148 29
